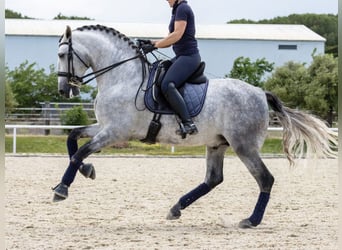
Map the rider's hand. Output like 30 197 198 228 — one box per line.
137 39 152 45
141 43 157 54
137 39 157 54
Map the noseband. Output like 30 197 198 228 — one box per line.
57 38 145 87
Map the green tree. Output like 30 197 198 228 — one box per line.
53 13 93 20
227 57 274 88
264 61 309 109
5 9 33 19
264 55 338 126
305 54 338 125
6 61 73 108
60 106 90 126
5 81 18 112
5 9 94 21
6 61 97 109
228 14 338 56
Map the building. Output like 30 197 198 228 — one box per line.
5 19 326 79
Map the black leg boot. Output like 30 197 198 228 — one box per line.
164 83 198 137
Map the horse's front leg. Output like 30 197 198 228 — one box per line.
52 126 112 202
167 145 227 220
66 125 100 179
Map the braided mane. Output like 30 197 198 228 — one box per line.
76 24 140 53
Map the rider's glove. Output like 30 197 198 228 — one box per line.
141 43 157 54
137 39 157 54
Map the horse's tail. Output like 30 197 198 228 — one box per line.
265 91 338 165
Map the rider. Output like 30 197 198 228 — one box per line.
152 0 201 136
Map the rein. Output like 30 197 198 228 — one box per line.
83 55 143 84
58 37 149 111
57 39 144 86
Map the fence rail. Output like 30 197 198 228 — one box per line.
5 125 338 154
5 125 82 154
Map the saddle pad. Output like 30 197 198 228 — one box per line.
144 62 209 117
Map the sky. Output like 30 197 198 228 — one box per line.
5 0 338 25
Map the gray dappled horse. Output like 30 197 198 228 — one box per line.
54 25 337 228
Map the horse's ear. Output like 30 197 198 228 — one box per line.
65 25 72 39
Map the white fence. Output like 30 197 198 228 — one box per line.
5 124 82 154
5 125 338 154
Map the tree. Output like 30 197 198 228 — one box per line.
264 61 309 109
6 61 97 108
228 14 338 57
5 9 33 19
305 54 338 126
226 57 274 88
5 81 18 112
53 13 93 20
6 61 71 108
264 54 338 126
60 106 90 126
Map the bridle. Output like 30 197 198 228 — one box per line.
57 37 150 111
57 38 145 87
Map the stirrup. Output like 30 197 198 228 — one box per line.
176 122 198 139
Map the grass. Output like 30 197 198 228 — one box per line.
5 135 284 156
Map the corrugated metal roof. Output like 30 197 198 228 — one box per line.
197 24 326 41
5 19 326 42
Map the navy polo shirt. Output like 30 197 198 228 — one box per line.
169 1 199 56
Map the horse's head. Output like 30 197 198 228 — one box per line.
57 26 90 98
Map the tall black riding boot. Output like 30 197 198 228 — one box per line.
164 82 198 137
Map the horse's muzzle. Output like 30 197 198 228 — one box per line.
58 82 80 98
59 89 67 96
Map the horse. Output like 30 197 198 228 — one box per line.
54 24 337 228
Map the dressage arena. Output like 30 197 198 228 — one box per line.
5 155 338 249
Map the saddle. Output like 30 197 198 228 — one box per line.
144 60 209 116
141 60 209 144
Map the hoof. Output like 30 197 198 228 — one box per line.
52 183 68 202
53 193 67 202
79 163 96 180
238 218 256 229
166 203 181 220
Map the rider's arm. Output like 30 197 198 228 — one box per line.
153 20 186 48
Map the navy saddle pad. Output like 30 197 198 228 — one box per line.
144 62 209 117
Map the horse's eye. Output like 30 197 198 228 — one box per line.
58 53 65 58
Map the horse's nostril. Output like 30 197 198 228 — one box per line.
59 90 65 95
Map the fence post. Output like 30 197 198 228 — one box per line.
44 102 50 135
13 127 16 154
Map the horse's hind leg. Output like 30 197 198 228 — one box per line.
167 144 227 220
234 145 274 228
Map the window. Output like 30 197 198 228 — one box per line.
278 44 297 50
